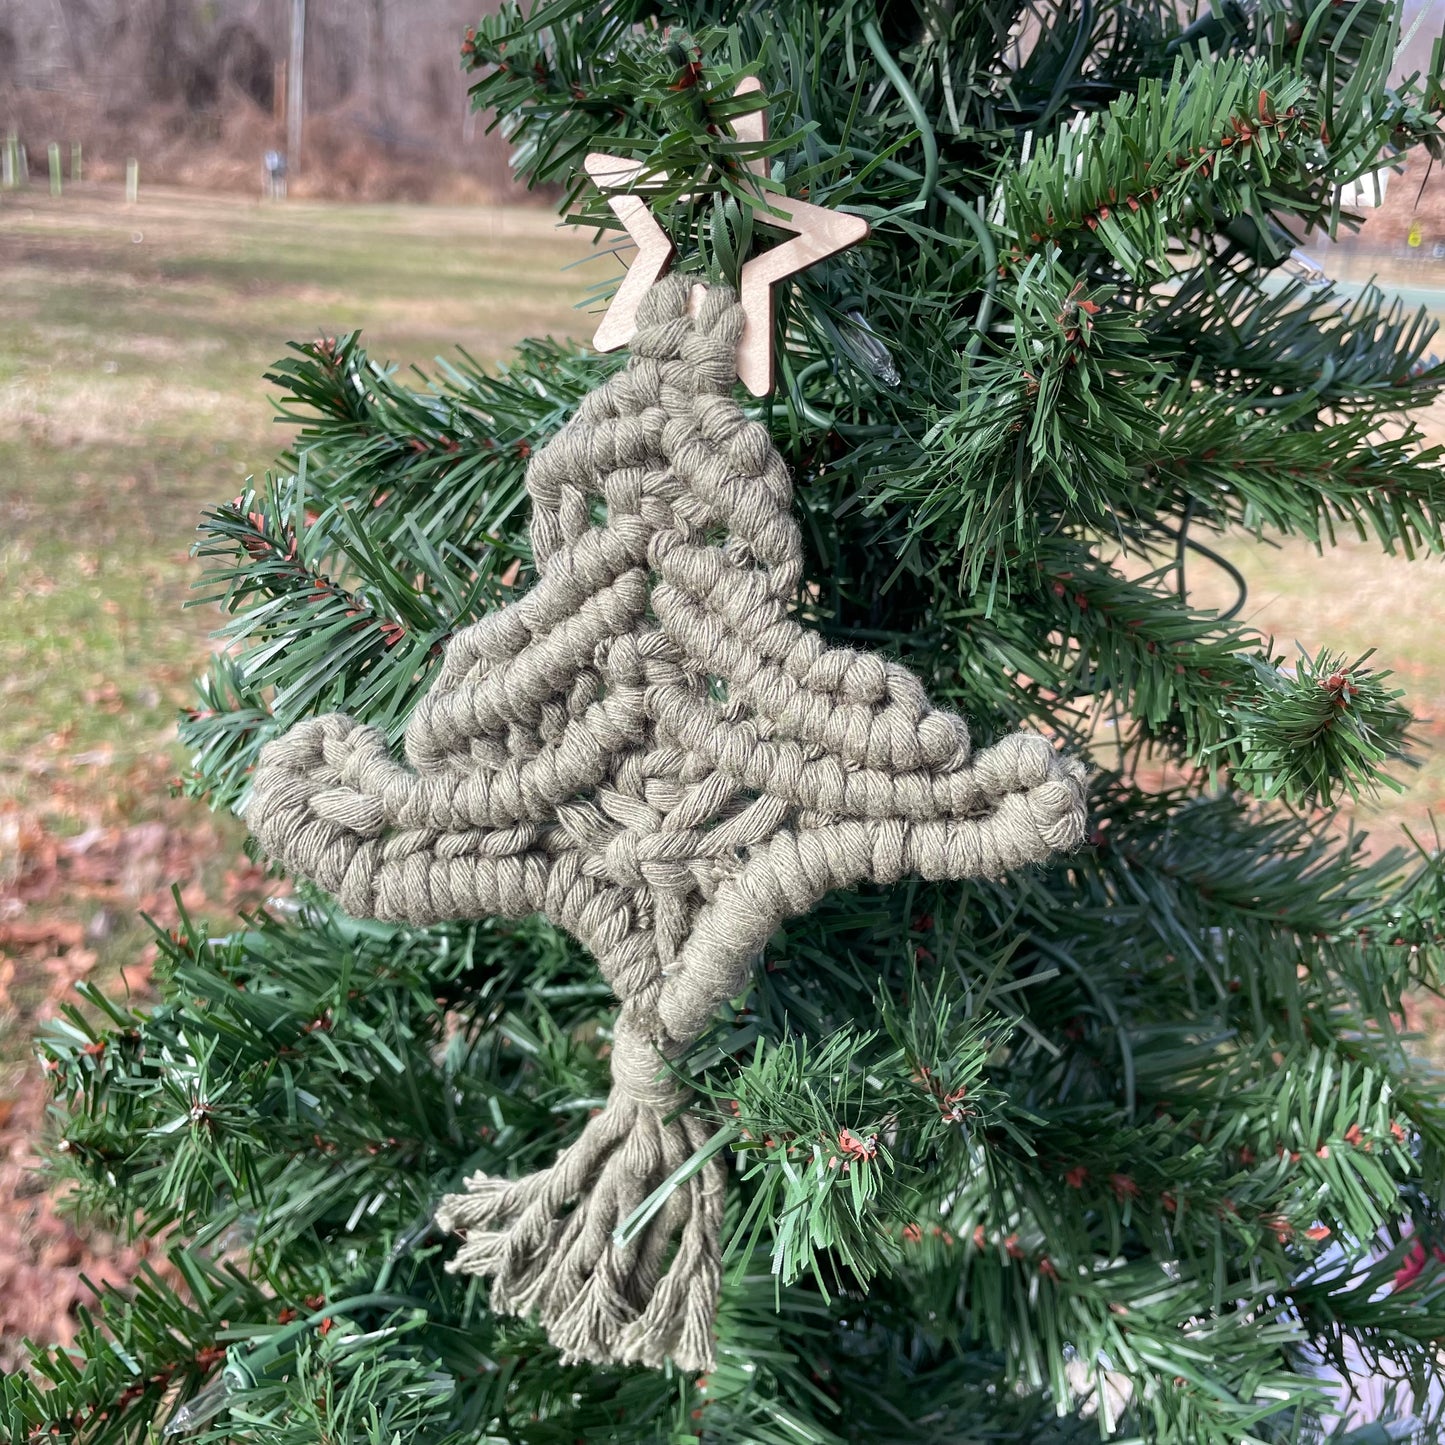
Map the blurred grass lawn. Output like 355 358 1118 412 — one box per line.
3 189 1445 1091
0 186 594 1084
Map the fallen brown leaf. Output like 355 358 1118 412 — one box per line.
0 919 85 952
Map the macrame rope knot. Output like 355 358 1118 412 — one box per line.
246 272 1088 1374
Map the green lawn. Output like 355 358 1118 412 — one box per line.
0 186 594 1083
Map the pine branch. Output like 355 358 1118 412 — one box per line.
1152 383 1445 553
1003 59 1316 275
1152 267 1445 414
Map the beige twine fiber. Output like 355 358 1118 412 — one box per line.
246 275 1088 1373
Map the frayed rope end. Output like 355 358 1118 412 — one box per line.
436 1094 724 1373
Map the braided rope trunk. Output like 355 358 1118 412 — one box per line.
246 277 1088 1372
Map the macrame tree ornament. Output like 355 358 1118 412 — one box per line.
247 127 1088 1376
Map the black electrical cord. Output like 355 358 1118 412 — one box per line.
1158 499 1249 622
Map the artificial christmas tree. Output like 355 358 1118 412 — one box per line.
9 1 1445 1441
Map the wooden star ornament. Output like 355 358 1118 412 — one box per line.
583 76 870 396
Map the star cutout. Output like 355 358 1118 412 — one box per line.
582 151 676 352
584 77 870 396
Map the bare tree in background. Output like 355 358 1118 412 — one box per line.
49 0 96 75
367 0 388 133
0 0 515 196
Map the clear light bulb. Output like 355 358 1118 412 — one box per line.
839 309 901 387
164 1366 245 1436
